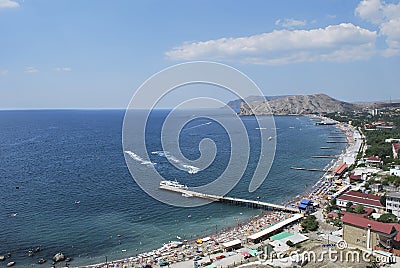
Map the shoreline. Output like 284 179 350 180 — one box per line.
80 117 358 268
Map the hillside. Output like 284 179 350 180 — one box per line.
239 93 356 115
226 95 290 111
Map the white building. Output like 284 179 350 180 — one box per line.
390 166 400 177
386 192 400 218
385 138 400 143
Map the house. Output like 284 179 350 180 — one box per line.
386 192 400 218
336 191 384 211
349 167 380 182
393 143 400 159
327 212 339 219
371 184 383 193
390 166 400 177
342 213 399 253
349 172 362 182
298 199 314 213
386 138 400 143
222 239 242 251
334 163 348 177
365 156 382 167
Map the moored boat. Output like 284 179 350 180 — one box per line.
160 180 188 189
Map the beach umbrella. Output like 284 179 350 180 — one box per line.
241 251 250 257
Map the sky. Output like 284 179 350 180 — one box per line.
0 0 399 109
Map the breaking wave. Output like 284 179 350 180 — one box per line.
184 121 212 131
124 151 156 166
151 150 200 174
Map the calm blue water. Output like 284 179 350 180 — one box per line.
0 110 343 267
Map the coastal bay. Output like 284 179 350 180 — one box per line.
0 110 344 267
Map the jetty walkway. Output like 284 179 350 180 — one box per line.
159 185 299 213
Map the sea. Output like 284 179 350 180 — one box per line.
0 110 344 267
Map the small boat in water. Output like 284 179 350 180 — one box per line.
316 121 336 125
182 193 193 198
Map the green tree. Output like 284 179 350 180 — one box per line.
301 215 319 232
346 202 354 212
378 213 398 223
354 205 365 214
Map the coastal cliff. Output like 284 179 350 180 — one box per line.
239 93 356 115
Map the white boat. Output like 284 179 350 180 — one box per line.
160 180 188 189
182 193 193 198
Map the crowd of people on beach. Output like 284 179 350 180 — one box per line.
86 211 291 268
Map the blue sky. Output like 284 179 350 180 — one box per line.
0 0 399 109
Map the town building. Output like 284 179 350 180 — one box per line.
371 184 383 193
365 156 382 167
393 143 400 159
386 138 400 143
386 192 400 218
298 199 314 213
336 191 384 211
342 213 399 254
390 166 400 177
334 163 348 177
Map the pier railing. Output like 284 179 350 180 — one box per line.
159 185 299 213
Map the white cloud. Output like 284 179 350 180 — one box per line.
0 69 8 75
25 67 39 73
0 0 19 9
55 67 71 72
355 0 400 56
166 23 377 65
275 18 307 28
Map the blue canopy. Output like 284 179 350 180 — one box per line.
299 203 308 209
300 199 313 205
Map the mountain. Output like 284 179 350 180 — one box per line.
226 95 290 111
238 93 356 115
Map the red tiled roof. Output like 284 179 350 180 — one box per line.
349 173 361 180
334 163 348 175
393 143 400 152
338 191 383 208
327 212 339 218
342 213 396 235
366 156 381 162
394 224 400 242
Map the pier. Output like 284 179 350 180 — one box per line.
290 167 331 172
159 185 299 213
311 155 338 158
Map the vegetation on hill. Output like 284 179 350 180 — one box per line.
382 175 400 187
